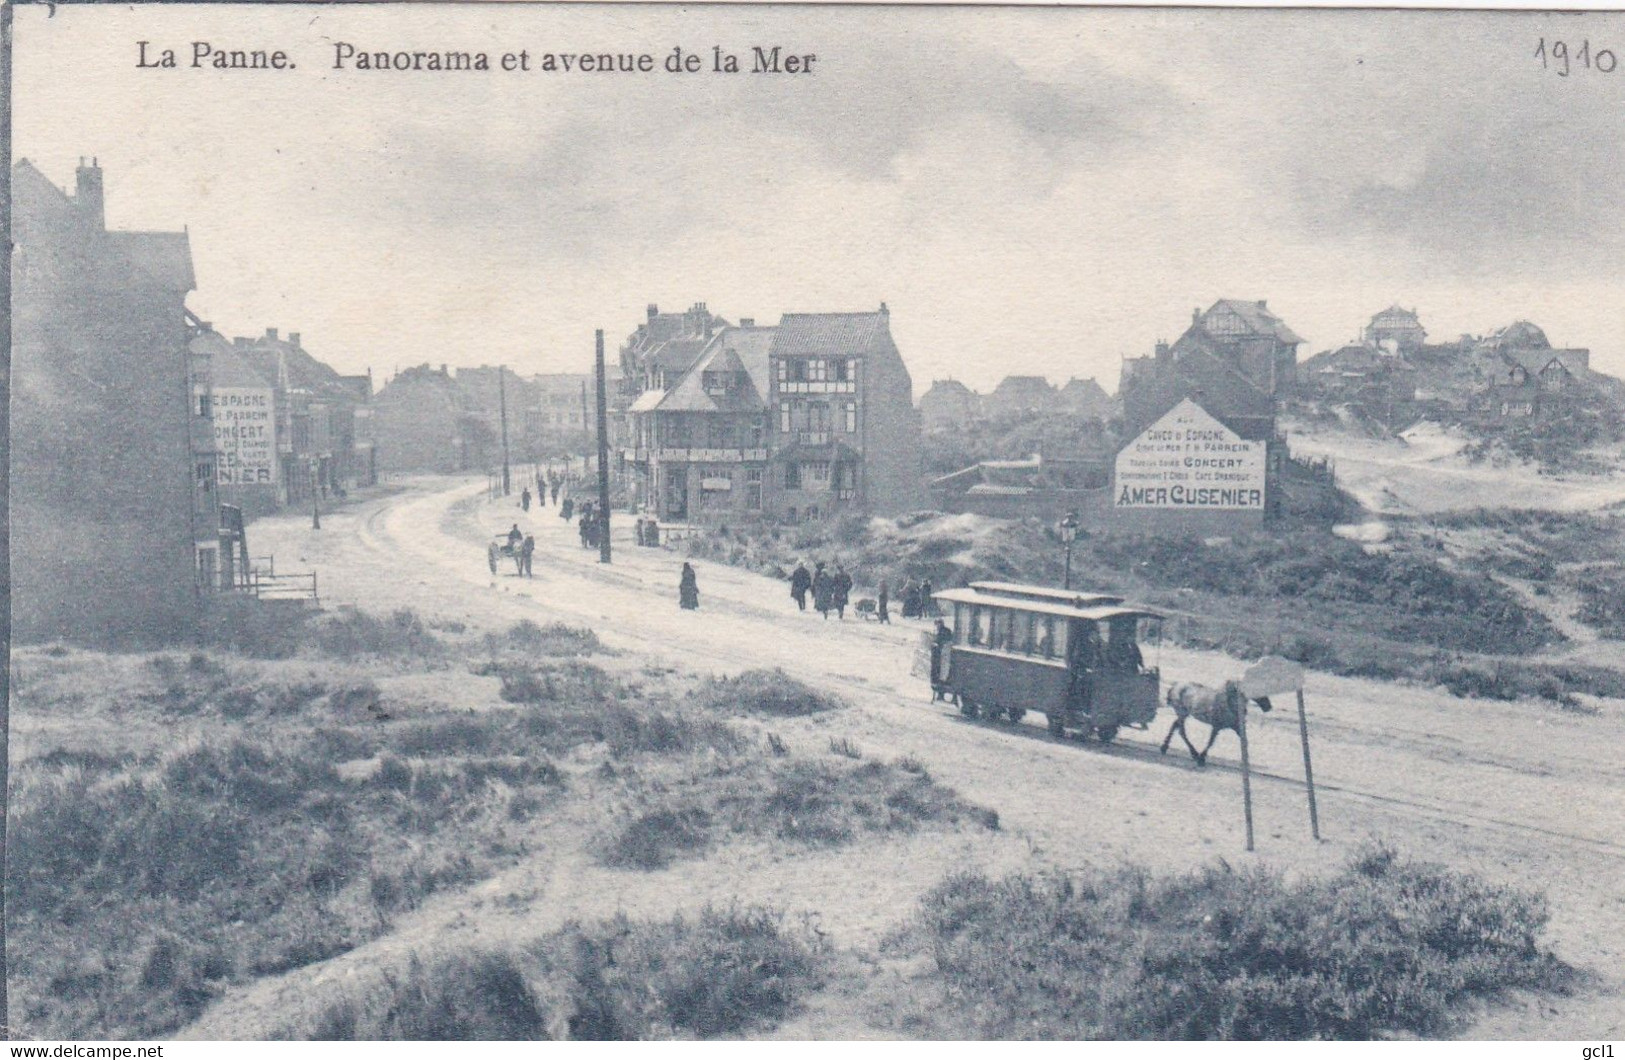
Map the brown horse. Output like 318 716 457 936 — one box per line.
1160 680 1273 766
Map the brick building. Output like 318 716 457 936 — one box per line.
12 157 214 641
918 378 981 433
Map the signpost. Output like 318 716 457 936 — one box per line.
1240 655 1318 842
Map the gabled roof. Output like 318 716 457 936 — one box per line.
1369 305 1423 328
646 338 711 373
1486 321 1550 351
1505 348 1587 376
653 325 778 414
194 330 271 389
991 375 1054 396
1207 299 1303 345
771 311 891 358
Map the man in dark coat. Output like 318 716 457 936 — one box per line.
521 534 535 577
877 578 891 624
919 578 935 618
812 562 832 619
561 497 574 521
521 487 531 512
790 561 812 612
833 565 853 620
679 562 700 610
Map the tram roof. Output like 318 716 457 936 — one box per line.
934 586 1163 623
967 581 1125 608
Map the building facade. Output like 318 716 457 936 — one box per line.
624 304 925 523
373 364 464 474
12 157 215 641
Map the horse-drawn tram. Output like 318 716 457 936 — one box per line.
929 581 1164 743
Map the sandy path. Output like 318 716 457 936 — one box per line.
186 476 1625 1039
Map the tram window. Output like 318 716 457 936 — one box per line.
988 609 1008 650
1013 612 1035 654
968 606 986 647
952 603 967 644
1051 620 1070 661
1036 616 1055 657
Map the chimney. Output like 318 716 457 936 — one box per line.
1192 307 1202 325
75 157 105 232
288 332 301 348
740 318 755 328
1257 300 1268 310
265 327 279 341
1155 340 1171 363
647 304 659 320
880 301 889 317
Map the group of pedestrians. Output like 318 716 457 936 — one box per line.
786 560 937 623
633 515 662 547
788 560 858 620
576 501 604 549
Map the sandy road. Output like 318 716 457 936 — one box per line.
222 476 1625 1038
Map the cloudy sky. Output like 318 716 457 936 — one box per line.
16 4 1625 392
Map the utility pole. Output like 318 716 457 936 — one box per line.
579 379 590 467
595 329 612 565
498 365 511 497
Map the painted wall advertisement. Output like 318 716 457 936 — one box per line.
1114 399 1265 510
213 387 278 486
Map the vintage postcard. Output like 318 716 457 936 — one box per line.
6 0 1625 1044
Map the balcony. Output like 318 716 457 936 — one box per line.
654 447 768 463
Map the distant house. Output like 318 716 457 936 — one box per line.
626 323 776 520
1474 321 1593 418
983 375 1058 421
1364 306 1427 353
374 364 463 474
1057 376 1112 420
233 327 375 500
1301 343 1418 406
918 378 981 432
1167 299 1303 396
769 305 925 520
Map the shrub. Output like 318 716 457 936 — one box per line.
286 905 823 1040
906 845 1570 1039
489 620 602 657
696 669 843 717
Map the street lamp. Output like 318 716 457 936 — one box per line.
1059 511 1080 590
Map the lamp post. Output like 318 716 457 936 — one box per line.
1059 510 1079 590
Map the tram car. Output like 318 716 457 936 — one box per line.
928 581 1163 742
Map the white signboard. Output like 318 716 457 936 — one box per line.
213 387 278 486
1115 399 1265 510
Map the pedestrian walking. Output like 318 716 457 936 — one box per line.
833 565 853 620
646 515 660 546
790 560 812 612
878 578 891 624
561 497 574 521
521 534 535 577
521 487 532 512
551 481 561 505
812 561 832 619
900 579 918 618
487 541 499 576
919 578 935 618
931 618 954 700
679 562 700 610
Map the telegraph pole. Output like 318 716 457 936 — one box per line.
595 329 612 565
498 365 511 497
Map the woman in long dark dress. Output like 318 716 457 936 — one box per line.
679 562 700 610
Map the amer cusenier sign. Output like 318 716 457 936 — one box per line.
1115 398 1265 510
